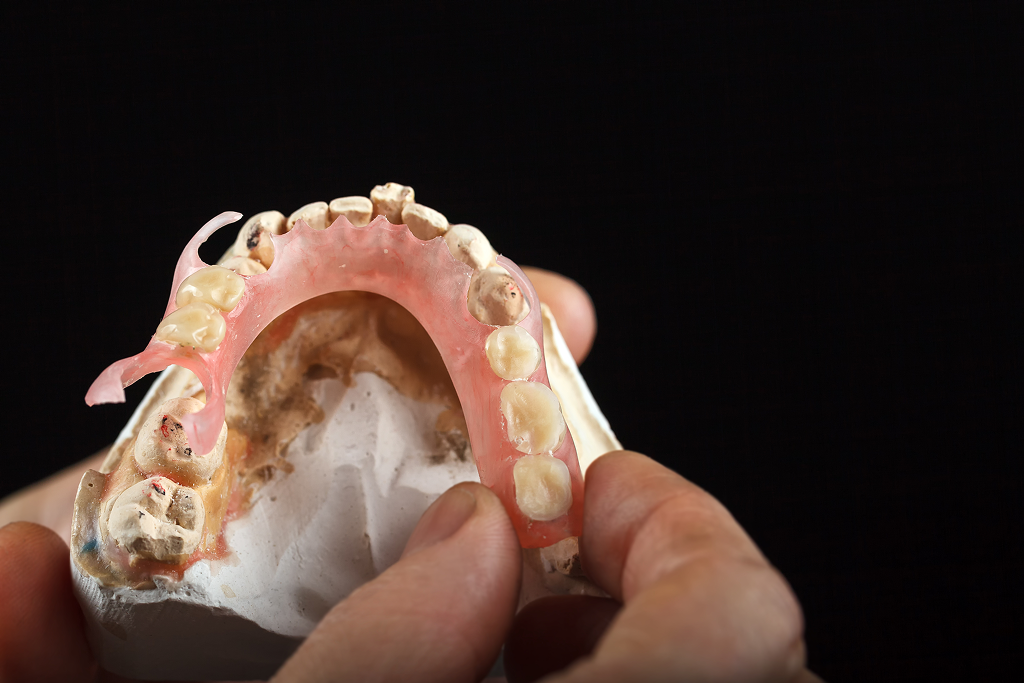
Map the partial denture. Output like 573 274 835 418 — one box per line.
87 186 584 548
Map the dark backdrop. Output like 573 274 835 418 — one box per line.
2 3 1021 680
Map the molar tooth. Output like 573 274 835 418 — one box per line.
287 201 330 231
328 196 373 228
134 397 227 485
401 202 449 240
175 265 245 312
468 266 530 326
106 476 205 564
513 455 573 521
233 211 285 267
155 302 226 353
486 326 541 380
444 224 496 270
500 380 567 454
220 256 267 276
370 182 415 223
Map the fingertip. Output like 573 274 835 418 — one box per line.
521 267 596 364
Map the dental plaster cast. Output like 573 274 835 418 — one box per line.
71 184 621 680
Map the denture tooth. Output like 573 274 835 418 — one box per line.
175 265 246 312
233 211 285 268
288 201 330 231
155 302 227 353
401 202 449 240
370 182 415 223
486 325 541 380
106 476 205 564
134 397 227 484
513 455 573 521
444 224 496 270
500 381 567 454
328 196 373 228
468 266 530 326
220 256 267 276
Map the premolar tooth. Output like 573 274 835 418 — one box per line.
288 201 330 231
500 380 566 454
444 224 496 270
468 266 530 326
175 265 245 312
370 182 415 223
233 211 285 267
220 256 267 276
155 302 226 353
328 196 373 227
106 476 205 564
134 397 227 485
513 455 573 521
401 202 449 240
486 325 541 380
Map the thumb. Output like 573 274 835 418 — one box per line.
272 482 522 683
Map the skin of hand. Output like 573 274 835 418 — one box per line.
0 267 820 682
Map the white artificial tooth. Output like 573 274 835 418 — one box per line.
513 454 572 521
287 201 330 231
401 202 449 240
370 182 415 223
444 224 496 270
155 302 227 353
486 325 542 380
220 256 267 276
468 266 530 326
328 196 373 228
175 265 246 312
233 211 285 267
500 380 567 454
106 476 205 564
134 397 228 485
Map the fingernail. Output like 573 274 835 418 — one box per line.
402 486 478 558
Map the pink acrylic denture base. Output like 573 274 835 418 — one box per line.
86 212 584 547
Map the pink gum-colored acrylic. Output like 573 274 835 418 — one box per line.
86 212 584 548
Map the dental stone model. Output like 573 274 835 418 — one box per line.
71 184 621 680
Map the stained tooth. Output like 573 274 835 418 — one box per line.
486 325 541 380
287 201 330 231
220 256 267 276
328 196 373 228
444 224 496 270
370 182 415 223
513 454 573 521
500 380 567 454
134 397 227 485
106 476 205 564
175 265 245 312
401 202 449 240
233 211 285 267
468 266 530 326
155 302 226 353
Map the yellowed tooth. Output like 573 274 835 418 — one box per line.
486 325 542 380
155 302 226 353
513 454 572 521
219 256 267 276
175 265 245 312
444 224 496 270
401 202 449 240
134 397 227 485
106 476 205 564
287 201 330 231
328 196 373 228
233 211 285 268
468 266 530 326
500 380 566 454
370 182 414 223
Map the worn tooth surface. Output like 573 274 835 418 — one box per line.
370 182 414 223
134 397 227 484
175 265 246 312
288 201 330 231
513 454 572 521
106 476 205 564
401 202 449 240
328 196 373 228
500 380 567 454
486 325 541 380
220 256 267 276
155 302 227 353
468 266 530 326
444 224 496 270
233 211 285 267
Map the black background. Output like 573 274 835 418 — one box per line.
2 2 1021 680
